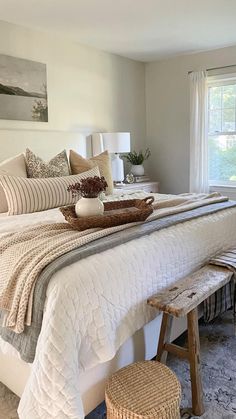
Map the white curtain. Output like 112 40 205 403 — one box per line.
189 70 208 193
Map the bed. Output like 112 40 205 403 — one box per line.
0 130 236 419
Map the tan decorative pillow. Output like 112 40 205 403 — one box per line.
70 150 113 195
0 154 27 213
26 149 70 178
0 166 100 215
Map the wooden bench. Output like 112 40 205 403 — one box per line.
147 264 233 417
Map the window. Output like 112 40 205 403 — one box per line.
208 77 236 186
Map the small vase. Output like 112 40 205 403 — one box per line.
130 164 145 176
75 196 104 218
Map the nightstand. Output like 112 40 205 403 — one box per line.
114 181 159 194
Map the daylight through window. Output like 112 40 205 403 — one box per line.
208 78 236 185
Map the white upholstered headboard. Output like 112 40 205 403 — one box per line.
0 129 92 163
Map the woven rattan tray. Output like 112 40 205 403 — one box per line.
60 196 154 231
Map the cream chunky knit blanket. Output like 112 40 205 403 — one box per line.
0 192 227 333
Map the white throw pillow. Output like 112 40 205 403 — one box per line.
0 154 27 213
0 166 100 215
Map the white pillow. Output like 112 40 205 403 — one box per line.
0 154 27 213
0 166 100 215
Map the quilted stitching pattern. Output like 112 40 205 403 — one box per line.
16 207 236 419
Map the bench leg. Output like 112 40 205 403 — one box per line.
156 312 173 364
187 308 205 416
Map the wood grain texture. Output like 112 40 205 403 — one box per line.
187 308 205 416
149 264 233 417
147 265 233 317
156 313 173 363
164 343 189 360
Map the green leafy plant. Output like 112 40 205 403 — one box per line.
124 148 151 165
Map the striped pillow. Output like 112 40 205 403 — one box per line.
0 166 100 216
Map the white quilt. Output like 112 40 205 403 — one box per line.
0 192 236 419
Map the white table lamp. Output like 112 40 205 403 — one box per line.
92 132 131 183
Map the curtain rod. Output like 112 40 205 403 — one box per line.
188 64 236 74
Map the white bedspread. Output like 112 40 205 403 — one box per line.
0 192 236 419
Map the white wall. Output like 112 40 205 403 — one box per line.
145 45 236 194
0 20 146 159
2 19 236 194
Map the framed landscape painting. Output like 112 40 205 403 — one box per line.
0 54 48 122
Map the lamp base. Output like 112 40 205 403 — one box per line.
111 154 124 183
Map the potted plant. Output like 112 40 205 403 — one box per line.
124 148 151 176
67 176 108 217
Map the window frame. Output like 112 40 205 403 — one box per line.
207 74 236 188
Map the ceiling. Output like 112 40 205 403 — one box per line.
1 0 236 62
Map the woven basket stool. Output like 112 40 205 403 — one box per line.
105 361 181 419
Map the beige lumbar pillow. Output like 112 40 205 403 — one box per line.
70 150 113 195
0 154 27 213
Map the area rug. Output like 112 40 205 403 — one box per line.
169 310 236 419
0 311 235 419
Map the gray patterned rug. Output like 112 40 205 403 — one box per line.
169 310 236 419
0 310 235 419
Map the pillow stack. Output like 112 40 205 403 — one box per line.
0 148 113 216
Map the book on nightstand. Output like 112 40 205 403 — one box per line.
133 175 150 183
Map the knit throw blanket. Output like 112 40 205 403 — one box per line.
0 192 228 333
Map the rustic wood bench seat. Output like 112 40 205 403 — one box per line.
147 264 233 417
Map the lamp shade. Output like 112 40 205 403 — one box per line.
92 132 130 156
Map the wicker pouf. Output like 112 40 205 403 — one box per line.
105 361 181 419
